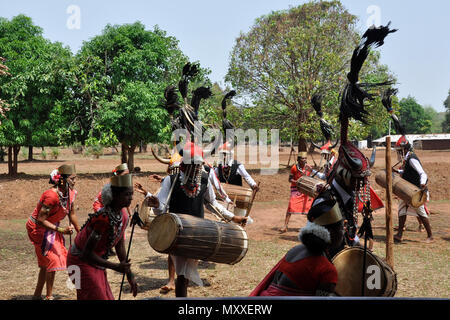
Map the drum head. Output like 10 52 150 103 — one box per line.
147 213 180 253
332 247 387 296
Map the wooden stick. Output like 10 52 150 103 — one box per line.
245 181 260 217
385 136 394 269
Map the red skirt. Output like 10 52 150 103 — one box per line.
287 187 313 214
26 219 67 272
67 253 114 300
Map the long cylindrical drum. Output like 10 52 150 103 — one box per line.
375 170 426 208
221 184 253 210
296 175 324 198
332 247 397 297
147 213 248 265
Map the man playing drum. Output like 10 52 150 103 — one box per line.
215 142 259 195
393 138 433 243
145 142 251 297
279 152 319 233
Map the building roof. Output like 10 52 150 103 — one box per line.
373 133 450 143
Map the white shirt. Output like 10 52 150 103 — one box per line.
398 152 428 185
207 167 232 204
146 172 253 224
215 160 257 188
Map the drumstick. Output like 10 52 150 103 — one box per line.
208 205 226 222
245 181 260 217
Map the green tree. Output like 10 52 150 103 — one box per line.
226 0 394 151
423 105 443 133
68 22 208 170
442 89 450 133
0 15 73 174
398 96 432 134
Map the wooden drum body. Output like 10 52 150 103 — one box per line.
332 247 397 297
221 184 254 217
147 213 248 265
296 175 324 198
375 170 426 208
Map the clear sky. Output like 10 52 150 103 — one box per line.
1 0 449 111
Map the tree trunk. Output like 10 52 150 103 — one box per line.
127 145 136 172
28 146 33 161
8 146 12 174
13 145 19 174
121 143 128 164
297 137 308 153
297 110 308 152
141 142 147 153
8 145 20 175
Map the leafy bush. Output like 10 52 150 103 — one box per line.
51 147 60 159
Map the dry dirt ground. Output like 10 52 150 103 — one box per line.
0 147 449 300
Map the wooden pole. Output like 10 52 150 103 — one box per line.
385 136 394 269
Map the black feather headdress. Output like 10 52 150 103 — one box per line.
163 85 180 116
221 90 237 131
340 23 397 135
311 93 334 141
381 88 405 136
178 62 199 100
191 86 212 113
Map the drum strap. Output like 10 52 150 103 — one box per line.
208 223 223 262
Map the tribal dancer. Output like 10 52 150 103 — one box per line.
145 142 250 297
67 174 137 300
26 164 80 300
382 89 433 243
215 90 259 215
279 152 316 233
308 23 396 256
251 198 344 296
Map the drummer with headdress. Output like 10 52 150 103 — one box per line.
26 164 80 300
214 90 259 216
145 141 250 297
67 174 137 300
311 23 396 254
393 137 433 243
279 151 316 234
381 89 433 243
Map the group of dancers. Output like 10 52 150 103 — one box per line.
25 22 433 300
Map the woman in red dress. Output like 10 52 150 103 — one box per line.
26 164 80 300
67 174 138 300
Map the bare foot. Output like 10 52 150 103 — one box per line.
160 284 175 294
423 237 434 244
279 227 287 234
393 235 402 243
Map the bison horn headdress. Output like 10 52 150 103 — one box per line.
155 62 213 174
330 23 396 228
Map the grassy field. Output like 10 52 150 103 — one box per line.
0 147 449 300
